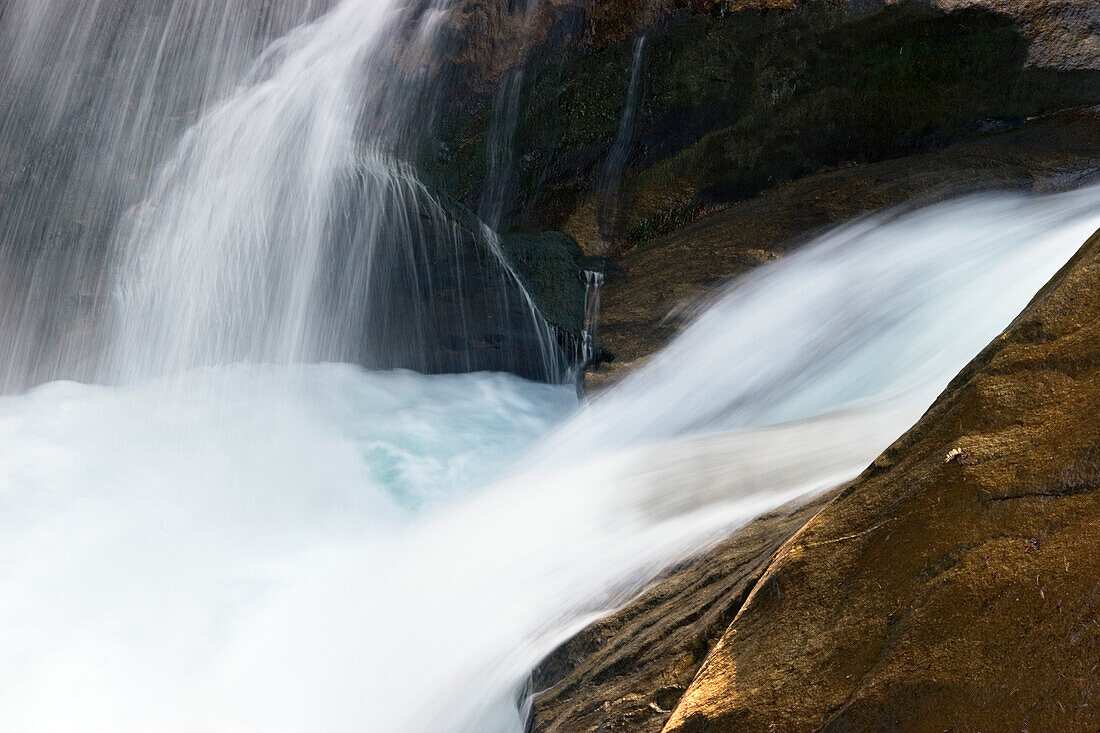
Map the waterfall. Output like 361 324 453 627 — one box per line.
597 35 646 244
479 68 526 230
2 1 1100 732
0 0 332 390
0 0 565 390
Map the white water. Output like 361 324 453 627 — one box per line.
1 186 1098 731
2 0 1099 729
0 0 336 389
0 0 564 388
105 0 390 376
597 34 647 242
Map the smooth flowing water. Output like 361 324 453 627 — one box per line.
0 0 563 390
2 186 1098 732
2 0 1100 731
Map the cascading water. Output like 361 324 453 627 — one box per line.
0 0 565 389
2 181 1098 731
596 34 646 244
2 0 1100 732
479 68 526 230
0 0 335 390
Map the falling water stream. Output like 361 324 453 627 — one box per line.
1 1 1099 732
0 0 563 389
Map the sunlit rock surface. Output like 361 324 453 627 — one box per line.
528 492 837 733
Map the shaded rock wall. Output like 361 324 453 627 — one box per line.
423 0 1100 260
327 181 576 380
358 0 1100 380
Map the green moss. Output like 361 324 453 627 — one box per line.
522 41 638 152
424 106 492 203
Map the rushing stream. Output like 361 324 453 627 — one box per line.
2 187 1098 732
1 0 1099 731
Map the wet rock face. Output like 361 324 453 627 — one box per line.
658 225 1100 730
327 180 583 382
372 0 1100 382
425 0 1100 257
498 231 588 340
392 0 1100 383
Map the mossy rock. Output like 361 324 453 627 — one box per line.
497 230 587 337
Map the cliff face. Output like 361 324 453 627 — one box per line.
657 225 1100 730
410 0 1100 378
425 0 1100 253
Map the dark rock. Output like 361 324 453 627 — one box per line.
394 0 1100 387
328 177 574 381
498 230 587 337
426 1 1100 257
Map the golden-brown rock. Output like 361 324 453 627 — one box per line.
662 227 1100 729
